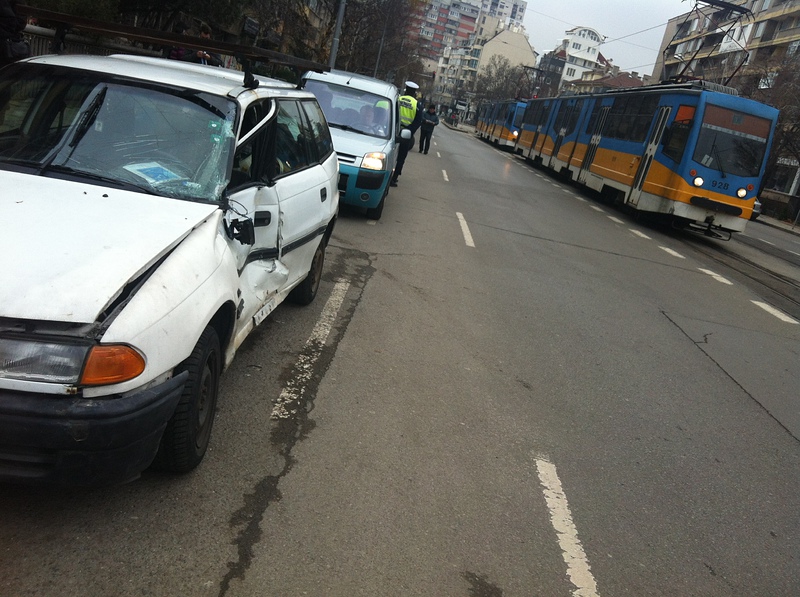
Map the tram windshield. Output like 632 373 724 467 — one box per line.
693 104 772 178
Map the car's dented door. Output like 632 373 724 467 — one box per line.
226 99 287 347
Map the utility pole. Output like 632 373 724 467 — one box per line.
329 0 346 69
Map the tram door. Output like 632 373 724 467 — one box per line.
627 106 671 207
576 105 610 184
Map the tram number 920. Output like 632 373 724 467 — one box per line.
711 180 730 190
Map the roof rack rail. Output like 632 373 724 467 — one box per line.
16 4 329 88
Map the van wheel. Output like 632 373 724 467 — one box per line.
153 326 221 473
366 195 385 220
289 239 325 305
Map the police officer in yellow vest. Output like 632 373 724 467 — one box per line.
391 81 422 187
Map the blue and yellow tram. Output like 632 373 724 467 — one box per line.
483 82 779 235
476 100 526 148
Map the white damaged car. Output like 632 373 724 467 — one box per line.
0 54 339 484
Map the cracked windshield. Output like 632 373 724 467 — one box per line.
0 68 236 201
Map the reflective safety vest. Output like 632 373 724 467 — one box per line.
398 95 418 127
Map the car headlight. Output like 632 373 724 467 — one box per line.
0 337 145 385
362 152 387 171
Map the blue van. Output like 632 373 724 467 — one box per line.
303 70 404 220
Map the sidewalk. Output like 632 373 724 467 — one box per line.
754 214 800 236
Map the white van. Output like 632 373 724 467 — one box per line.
303 70 402 220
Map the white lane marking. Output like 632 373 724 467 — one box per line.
698 268 733 285
437 152 441 158
608 216 625 224
751 301 799 324
456 212 475 247
443 170 449 182
576 196 587 202
659 246 685 259
552 183 562 189
590 206 605 213
536 458 600 597
630 229 651 239
756 238 775 246
790 250 800 257
367 220 377 226
271 280 350 419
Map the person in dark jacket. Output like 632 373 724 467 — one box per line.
181 24 223 67
0 0 27 67
418 104 439 154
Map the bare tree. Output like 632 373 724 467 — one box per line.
474 55 527 104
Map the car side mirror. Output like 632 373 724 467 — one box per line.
228 218 255 246
399 129 412 140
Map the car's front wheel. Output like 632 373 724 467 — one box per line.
289 238 325 305
152 326 221 473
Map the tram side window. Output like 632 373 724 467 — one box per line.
523 101 551 127
605 96 659 143
565 99 585 135
662 105 695 163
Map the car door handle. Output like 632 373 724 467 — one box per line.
254 211 271 227
320 188 327 202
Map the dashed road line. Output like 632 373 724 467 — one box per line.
659 246 685 259
536 458 600 597
630 229 651 239
608 216 625 224
751 301 799 324
698 268 733 285
456 212 475 247
442 170 449 182
590 206 605 213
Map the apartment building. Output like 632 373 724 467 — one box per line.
480 0 527 28
411 0 481 61
655 0 800 85
433 13 536 116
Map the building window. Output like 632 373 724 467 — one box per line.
572 42 582 50
566 67 576 77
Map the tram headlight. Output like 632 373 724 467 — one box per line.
737 187 747 198
513 130 519 137
693 176 704 187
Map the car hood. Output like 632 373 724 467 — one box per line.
329 128 394 158
1 172 219 324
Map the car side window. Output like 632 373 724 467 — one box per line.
231 99 272 188
271 100 313 177
301 99 333 162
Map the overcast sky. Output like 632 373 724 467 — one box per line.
522 0 695 76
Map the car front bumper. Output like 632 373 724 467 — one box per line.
0 372 187 485
338 165 389 208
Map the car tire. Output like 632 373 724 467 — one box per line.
152 326 221 473
366 195 385 220
289 238 325 305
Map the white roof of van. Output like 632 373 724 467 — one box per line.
304 69 398 98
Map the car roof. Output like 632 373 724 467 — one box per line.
304 69 398 98
24 54 314 101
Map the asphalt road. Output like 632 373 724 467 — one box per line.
1 125 798 597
